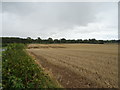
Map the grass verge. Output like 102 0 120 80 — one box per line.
2 43 59 88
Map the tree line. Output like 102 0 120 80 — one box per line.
1 37 119 46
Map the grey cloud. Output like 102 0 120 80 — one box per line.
2 2 118 40
3 2 97 27
0 2 2 36
118 1 120 39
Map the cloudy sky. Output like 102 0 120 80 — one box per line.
2 2 118 40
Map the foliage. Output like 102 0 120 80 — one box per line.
1 37 119 45
2 44 59 88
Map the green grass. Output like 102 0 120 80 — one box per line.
2 43 59 88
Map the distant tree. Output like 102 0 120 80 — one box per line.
118 39 120 43
27 37 31 40
83 39 88 43
66 40 71 43
60 38 66 43
37 37 42 43
27 37 32 43
88 38 97 44
48 38 53 43
54 39 60 43
98 40 104 44
77 39 82 43
2 37 119 45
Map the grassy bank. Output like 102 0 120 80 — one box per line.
2 44 59 88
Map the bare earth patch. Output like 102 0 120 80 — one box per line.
27 44 118 88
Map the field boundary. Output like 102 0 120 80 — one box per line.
26 50 62 88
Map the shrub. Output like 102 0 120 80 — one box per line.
2 44 58 88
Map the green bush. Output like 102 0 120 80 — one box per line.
2 44 59 88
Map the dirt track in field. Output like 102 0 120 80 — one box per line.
26 44 118 88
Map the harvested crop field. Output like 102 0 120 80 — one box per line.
27 44 118 88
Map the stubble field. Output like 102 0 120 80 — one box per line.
27 44 118 88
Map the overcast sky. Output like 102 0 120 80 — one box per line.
2 2 118 40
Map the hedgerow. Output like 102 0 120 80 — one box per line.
2 44 59 88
